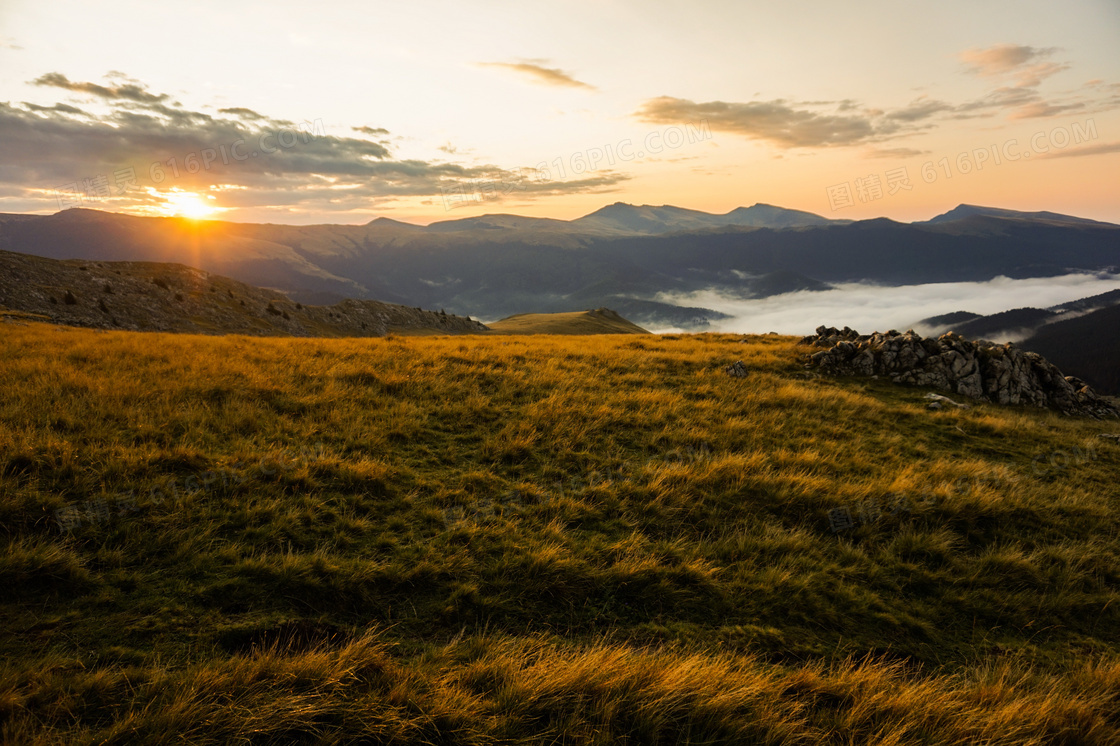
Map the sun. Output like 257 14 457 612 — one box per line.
161 189 219 220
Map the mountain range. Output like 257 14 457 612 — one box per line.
1 202 1117 331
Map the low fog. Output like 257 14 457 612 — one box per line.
654 273 1120 338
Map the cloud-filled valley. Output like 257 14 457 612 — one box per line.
655 273 1120 337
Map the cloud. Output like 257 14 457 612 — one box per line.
951 85 1042 117
884 97 955 122
960 44 1058 77
22 102 88 116
31 72 170 104
1007 101 1086 119
955 44 1084 120
634 96 900 148
476 61 596 90
1009 61 1070 88
1 72 626 218
638 44 1106 151
353 125 390 136
1037 140 1120 159
218 107 265 120
1 37 22 50
653 274 1120 337
863 147 930 159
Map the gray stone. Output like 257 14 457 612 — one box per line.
725 360 748 378
799 326 1119 419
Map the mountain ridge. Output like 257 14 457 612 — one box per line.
3 203 1117 329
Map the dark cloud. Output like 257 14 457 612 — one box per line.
218 107 265 120
884 97 954 122
1037 141 1120 159
31 72 170 104
1 72 625 216
476 61 596 90
22 102 87 115
634 96 898 148
353 126 390 136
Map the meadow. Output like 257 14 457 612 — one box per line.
2 321 1119 744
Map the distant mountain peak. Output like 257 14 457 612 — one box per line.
724 203 838 227
925 204 1118 227
365 216 423 229
573 201 839 234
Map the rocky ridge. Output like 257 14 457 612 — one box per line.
800 325 1119 419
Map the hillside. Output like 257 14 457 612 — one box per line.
486 307 650 334
936 307 1060 340
1022 302 1120 395
3 324 1120 743
919 288 1120 343
0 248 487 337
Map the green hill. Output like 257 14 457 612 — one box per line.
2 323 1120 743
486 307 650 334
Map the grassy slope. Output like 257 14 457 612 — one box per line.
486 308 650 335
2 323 1120 743
0 249 486 338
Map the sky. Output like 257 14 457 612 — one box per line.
1 0 1118 225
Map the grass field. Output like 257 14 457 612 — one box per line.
2 321 1120 744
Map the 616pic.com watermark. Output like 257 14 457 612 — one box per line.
440 120 713 211
827 441 1105 535
53 442 331 533
825 118 1100 211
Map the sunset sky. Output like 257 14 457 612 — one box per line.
1 0 1118 225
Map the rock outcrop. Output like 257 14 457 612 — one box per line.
725 360 748 378
800 326 1119 419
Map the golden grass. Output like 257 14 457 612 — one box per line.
2 321 1120 743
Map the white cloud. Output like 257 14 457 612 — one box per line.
653 274 1120 336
